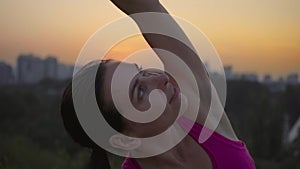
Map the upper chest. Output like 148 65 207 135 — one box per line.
139 135 213 169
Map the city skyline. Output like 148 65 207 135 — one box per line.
0 54 74 85
0 0 300 78
0 53 299 83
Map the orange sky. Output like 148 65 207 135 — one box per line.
0 0 299 78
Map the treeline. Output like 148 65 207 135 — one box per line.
0 79 299 169
0 80 89 169
226 81 300 168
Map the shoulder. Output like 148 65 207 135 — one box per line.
122 157 141 169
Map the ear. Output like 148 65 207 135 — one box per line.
109 134 142 151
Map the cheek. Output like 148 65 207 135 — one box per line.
132 100 151 112
170 96 182 112
164 104 179 122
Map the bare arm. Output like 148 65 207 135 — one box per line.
110 0 211 115
110 0 239 140
110 0 210 87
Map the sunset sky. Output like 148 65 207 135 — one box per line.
0 0 299 78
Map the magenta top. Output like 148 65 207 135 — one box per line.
122 116 256 169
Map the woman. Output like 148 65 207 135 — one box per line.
61 0 256 169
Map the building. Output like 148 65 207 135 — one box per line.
0 61 14 85
17 54 72 84
17 54 45 84
57 63 73 80
44 56 58 79
286 73 299 85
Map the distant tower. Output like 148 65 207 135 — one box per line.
0 62 14 85
57 63 74 80
44 56 58 80
17 54 44 84
286 73 298 85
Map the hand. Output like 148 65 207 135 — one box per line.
110 0 160 14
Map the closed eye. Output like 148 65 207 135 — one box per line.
137 86 146 101
131 64 144 101
131 76 139 102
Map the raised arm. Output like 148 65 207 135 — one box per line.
110 0 212 124
110 0 211 107
110 0 239 141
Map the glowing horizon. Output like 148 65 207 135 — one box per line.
0 0 299 78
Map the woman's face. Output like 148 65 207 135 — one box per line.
101 60 181 137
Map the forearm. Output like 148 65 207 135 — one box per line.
130 3 209 81
129 3 211 103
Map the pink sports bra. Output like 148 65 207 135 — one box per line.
122 116 256 169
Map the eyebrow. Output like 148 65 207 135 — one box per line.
134 63 139 70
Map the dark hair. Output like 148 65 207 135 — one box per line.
60 60 124 169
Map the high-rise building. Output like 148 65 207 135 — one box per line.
17 54 74 84
17 54 45 84
0 61 14 85
57 63 73 80
44 56 58 79
286 73 299 85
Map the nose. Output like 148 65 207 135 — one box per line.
139 71 169 90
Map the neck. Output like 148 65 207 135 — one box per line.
135 133 194 168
